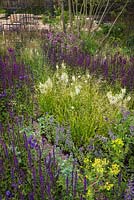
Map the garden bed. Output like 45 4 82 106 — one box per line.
0 6 134 200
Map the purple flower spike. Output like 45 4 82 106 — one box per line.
80 195 83 200
8 48 14 53
84 177 87 194
0 93 6 98
66 176 69 195
28 192 34 200
6 190 11 197
130 126 134 135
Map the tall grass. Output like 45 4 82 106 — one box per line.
37 66 121 146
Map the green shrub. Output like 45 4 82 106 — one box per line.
0 9 6 14
126 33 134 50
42 14 60 25
102 23 125 39
78 108 134 199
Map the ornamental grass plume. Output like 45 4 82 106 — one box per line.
39 78 53 94
60 72 69 84
106 88 131 108
75 85 82 95
38 68 120 146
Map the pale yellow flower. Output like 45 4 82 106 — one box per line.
75 85 82 95
72 75 76 82
61 62 66 69
112 138 124 147
92 158 108 174
109 163 120 175
103 182 114 191
61 72 68 84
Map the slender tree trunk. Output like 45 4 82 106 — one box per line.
49 0 55 17
97 0 129 53
61 0 66 32
68 0 72 29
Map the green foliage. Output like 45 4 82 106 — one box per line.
63 11 69 24
126 33 134 51
79 109 134 199
80 32 99 55
20 41 49 83
102 23 126 39
0 8 6 14
42 14 60 25
42 10 69 26
37 114 57 143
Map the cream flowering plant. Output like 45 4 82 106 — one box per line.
106 88 131 108
38 77 53 94
37 63 121 146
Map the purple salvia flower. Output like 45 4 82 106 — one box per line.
73 171 78 197
32 167 36 196
0 158 4 175
11 167 15 183
71 170 74 195
123 59 127 65
11 183 18 189
124 179 134 199
11 141 19 168
48 168 54 184
66 175 69 195
19 169 25 185
47 183 51 198
23 133 32 167
80 194 83 200
28 192 34 200
28 136 37 149
0 92 7 98
8 48 14 54
23 133 28 150
41 137 46 146
1 141 8 158
6 190 12 197
27 147 32 168
39 171 44 200
38 147 44 200
103 59 108 79
20 192 25 200
85 55 90 67
130 126 134 135
46 153 52 167
84 177 87 194
52 147 56 167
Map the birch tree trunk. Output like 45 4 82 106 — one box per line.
68 0 72 29
61 0 66 32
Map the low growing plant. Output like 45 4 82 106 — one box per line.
79 108 134 199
